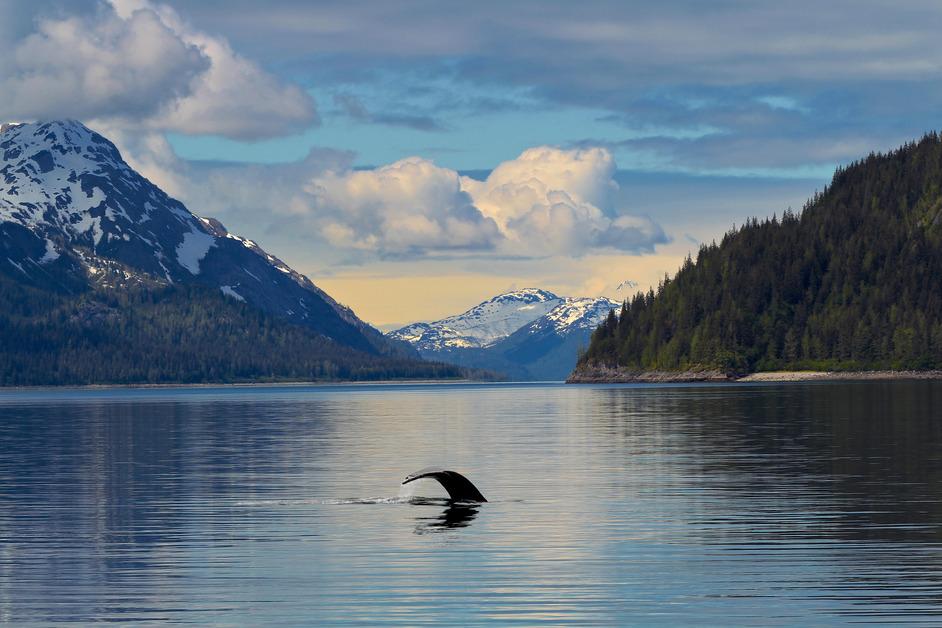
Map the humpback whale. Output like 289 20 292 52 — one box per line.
402 467 487 502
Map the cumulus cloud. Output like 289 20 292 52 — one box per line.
299 146 668 258
110 0 317 138
459 146 662 256
111 136 666 261
0 0 317 139
0 7 207 122
301 158 501 255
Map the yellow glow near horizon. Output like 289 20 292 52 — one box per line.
312 247 693 328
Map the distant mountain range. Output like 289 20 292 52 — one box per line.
0 120 464 385
389 289 619 380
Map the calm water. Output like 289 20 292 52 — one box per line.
1 381 942 625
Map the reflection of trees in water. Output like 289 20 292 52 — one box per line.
588 382 942 612
0 397 337 621
591 382 942 546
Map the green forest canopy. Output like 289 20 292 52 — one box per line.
581 132 942 374
0 274 471 386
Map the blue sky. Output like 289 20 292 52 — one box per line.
1 0 940 324
169 77 733 175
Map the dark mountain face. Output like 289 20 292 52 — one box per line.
579 133 942 376
0 120 412 357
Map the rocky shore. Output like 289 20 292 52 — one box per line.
566 365 942 384
566 366 733 383
737 370 942 382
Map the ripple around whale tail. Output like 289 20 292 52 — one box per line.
233 496 459 507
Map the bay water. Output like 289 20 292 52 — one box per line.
1 381 941 625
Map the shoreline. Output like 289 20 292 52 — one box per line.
738 370 942 382
566 366 942 384
0 378 487 392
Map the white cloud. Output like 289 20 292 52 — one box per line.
462 146 665 256
109 0 317 139
0 1 317 140
77 129 664 264
299 146 667 258
0 7 207 122
302 157 501 255
466 146 619 222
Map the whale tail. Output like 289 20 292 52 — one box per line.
402 467 487 503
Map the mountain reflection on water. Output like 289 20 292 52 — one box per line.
0 381 941 624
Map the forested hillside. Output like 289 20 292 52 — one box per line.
0 272 468 386
0 120 475 386
579 133 942 375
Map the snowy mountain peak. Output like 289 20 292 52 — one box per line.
1 120 120 168
0 120 407 357
616 279 639 292
0 119 213 279
487 288 560 304
388 288 622 354
525 296 620 334
389 288 566 351
387 289 621 379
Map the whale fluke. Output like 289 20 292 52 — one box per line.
402 467 487 502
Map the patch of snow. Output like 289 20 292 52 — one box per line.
156 258 173 283
175 229 216 275
225 232 259 250
6 258 27 275
39 239 59 264
220 285 245 302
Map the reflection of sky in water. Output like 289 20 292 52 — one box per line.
0 382 941 624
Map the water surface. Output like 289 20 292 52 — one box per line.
1 381 941 625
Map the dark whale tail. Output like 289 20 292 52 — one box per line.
402 467 487 503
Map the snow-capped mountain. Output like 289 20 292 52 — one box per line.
0 120 410 357
517 297 620 336
390 288 565 351
389 289 619 380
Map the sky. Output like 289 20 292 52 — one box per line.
1 0 941 328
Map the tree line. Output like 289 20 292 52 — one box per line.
0 275 471 386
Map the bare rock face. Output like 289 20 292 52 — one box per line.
566 364 733 383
